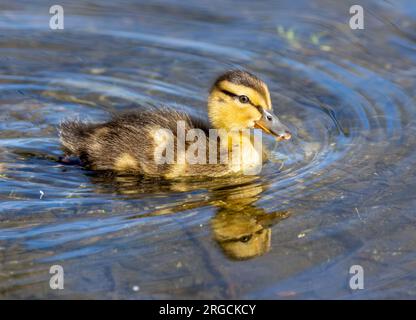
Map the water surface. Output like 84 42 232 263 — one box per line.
1 0 416 299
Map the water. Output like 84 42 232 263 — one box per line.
0 0 416 299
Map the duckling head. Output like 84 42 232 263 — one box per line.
208 70 291 141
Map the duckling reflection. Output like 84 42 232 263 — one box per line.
209 182 289 260
87 172 291 260
211 203 289 260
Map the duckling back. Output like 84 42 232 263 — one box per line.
59 108 228 177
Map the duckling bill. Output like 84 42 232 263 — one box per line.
60 70 291 178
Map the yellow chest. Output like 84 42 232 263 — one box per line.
227 133 263 175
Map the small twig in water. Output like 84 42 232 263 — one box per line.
355 207 363 221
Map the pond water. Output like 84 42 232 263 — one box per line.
0 0 416 299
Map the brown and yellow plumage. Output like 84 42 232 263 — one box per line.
60 70 291 178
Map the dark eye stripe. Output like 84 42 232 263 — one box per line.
220 89 238 98
220 89 261 109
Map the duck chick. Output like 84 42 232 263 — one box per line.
60 70 291 178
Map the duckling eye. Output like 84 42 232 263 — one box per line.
239 95 250 104
240 235 252 243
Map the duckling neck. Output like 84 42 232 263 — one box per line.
217 129 263 174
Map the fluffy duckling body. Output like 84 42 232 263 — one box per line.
60 70 291 178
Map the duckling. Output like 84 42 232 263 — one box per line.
60 70 291 178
